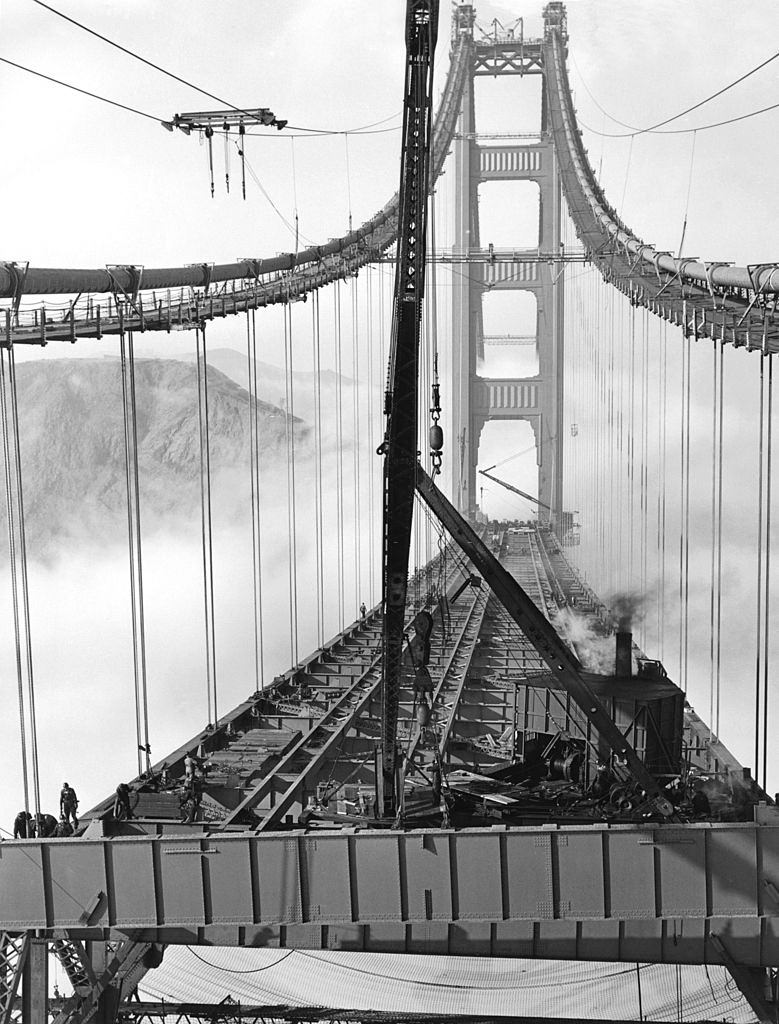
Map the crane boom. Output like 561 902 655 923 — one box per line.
480 467 551 512
379 0 440 819
415 465 674 818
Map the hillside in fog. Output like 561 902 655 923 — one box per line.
4 357 308 551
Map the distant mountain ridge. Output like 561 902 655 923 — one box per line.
5 357 307 551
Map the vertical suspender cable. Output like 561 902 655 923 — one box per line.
754 353 765 776
7 346 40 812
0 347 31 812
119 328 145 775
196 322 218 725
351 278 361 616
127 333 151 766
246 308 265 690
683 332 692 693
761 354 773 791
366 268 376 603
708 339 718 759
334 282 345 628
714 339 724 735
312 293 325 647
283 303 299 664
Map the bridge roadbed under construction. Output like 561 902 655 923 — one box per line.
1 522 775 974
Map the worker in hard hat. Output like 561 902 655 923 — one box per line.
60 782 79 828
13 810 33 838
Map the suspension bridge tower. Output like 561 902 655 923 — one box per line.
450 2 565 523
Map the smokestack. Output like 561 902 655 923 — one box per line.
615 627 632 677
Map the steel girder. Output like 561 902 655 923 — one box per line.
0 934 27 1024
5 820 779 967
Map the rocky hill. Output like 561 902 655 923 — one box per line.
3 357 307 552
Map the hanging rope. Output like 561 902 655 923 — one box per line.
677 129 697 258
195 322 218 725
205 126 215 199
343 133 353 233
119 327 151 773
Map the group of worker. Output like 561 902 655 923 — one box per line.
12 783 79 839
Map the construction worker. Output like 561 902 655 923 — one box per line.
359 602 367 620
13 810 32 838
36 812 58 838
60 782 79 828
54 816 73 838
113 783 133 820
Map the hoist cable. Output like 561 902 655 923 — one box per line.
344 134 353 233
575 45 779 138
0 349 31 814
119 329 145 776
0 56 165 123
677 130 697 258
7 347 41 812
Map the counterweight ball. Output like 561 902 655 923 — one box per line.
429 423 444 452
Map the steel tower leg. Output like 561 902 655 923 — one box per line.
20 939 46 1024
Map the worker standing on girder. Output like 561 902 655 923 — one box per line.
60 782 79 828
36 812 58 837
13 810 33 838
54 816 73 838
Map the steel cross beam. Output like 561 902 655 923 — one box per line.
116 1007 736 1024
53 940 155 1024
0 934 27 1024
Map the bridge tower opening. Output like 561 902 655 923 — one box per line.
450 5 564 526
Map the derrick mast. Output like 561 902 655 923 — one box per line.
379 0 440 819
